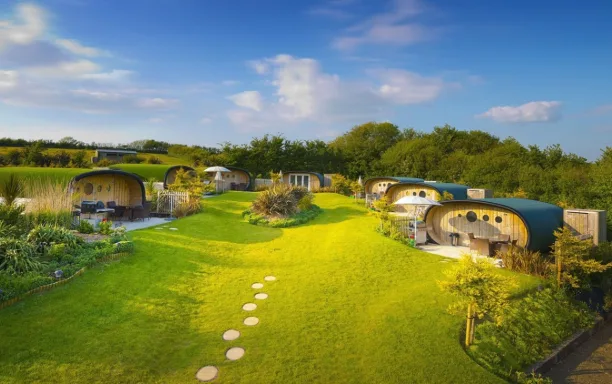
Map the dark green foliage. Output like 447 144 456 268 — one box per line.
0 272 54 300
121 154 145 164
498 247 551 278
0 238 43 275
114 240 135 253
251 184 305 217
0 174 23 206
27 225 80 250
97 220 113 235
78 220 94 234
147 156 162 164
469 288 594 378
0 203 24 229
243 205 322 228
20 211 73 232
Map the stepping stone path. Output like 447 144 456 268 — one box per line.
226 347 245 361
264 275 276 281
169 228 178 231
155 227 163 230
196 366 218 382
222 329 240 341
254 293 268 300
244 316 259 326
242 303 257 311
251 283 263 289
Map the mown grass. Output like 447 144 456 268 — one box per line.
0 193 539 383
109 164 180 181
0 167 87 187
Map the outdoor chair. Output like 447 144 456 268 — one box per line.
496 239 518 255
497 234 511 243
132 202 151 221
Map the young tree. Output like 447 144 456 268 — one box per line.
552 227 609 289
438 255 516 346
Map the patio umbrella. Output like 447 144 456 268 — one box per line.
205 166 231 193
393 196 442 245
357 175 362 186
278 170 283 183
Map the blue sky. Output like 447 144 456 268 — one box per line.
0 0 610 159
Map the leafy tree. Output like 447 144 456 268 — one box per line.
438 255 516 346
71 150 89 168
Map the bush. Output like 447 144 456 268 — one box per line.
0 203 25 228
114 240 135 253
121 155 145 164
147 156 162 164
78 220 94 234
96 159 116 167
255 184 272 192
469 288 594 378
298 194 314 211
0 271 54 301
499 246 551 278
97 220 113 235
20 211 73 233
251 184 313 218
109 226 127 243
0 173 23 206
27 224 80 249
243 205 322 228
0 238 43 275
173 199 202 218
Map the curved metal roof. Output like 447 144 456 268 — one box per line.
163 165 196 189
424 198 563 252
386 182 470 200
283 171 324 187
71 169 146 203
364 176 425 187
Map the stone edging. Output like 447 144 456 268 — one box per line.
527 313 611 374
0 252 131 311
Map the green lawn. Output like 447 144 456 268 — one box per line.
109 164 187 181
0 166 88 185
0 193 538 383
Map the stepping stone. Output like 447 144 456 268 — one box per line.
196 366 218 382
226 347 245 361
222 329 240 341
169 228 178 231
264 275 276 281
254 293 268 300
244 316 259 326
242 303 257 311
155 227 163 230
251 283 263 289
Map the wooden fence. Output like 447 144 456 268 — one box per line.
156 190 189 214
255 178 273 188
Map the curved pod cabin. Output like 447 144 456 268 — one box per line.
70 170 146 207
424 198 563 252
364 177 424 196
282 171 324 191
385 182 470 213
206 166 253 191
163 165 197 189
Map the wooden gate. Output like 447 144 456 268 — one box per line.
156 191 189 215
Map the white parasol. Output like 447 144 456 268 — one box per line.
205 166 231 193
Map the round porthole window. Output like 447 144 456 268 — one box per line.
419 191 426 198
483 214 490 222
413 192 417 196
466 211 477 222
84 183 93 195
458 213 462 218
495 216 503 223
97 185 102 192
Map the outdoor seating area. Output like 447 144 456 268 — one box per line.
73 200 151 224
467 232 516 256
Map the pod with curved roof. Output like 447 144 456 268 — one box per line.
282 171 324 191
363 176 425 195
163 165 197 189
70 169 146 207
205 166 253 191
386 182 470 212
424 198 563 252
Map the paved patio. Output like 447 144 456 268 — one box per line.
418 244 471 259
80 217 173 232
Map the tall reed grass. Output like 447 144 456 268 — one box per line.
21 178 74 230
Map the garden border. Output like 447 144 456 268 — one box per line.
527 313 612 374
0 251 131 311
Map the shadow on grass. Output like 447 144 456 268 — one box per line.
312 206 366 225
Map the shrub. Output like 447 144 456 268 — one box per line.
121 155 145 164
48 243 69 261
78 220 94 234
251 184 314 218
97 220 113 235
0 271 54 301
109 226 127 243
114 240 135 253
0 173 23 206
498 246 551 277
469 288 594 378
27 224 80 249
243 205 322 228
96 159 116 167
330 174 352 195
0 202 25 228
173 199 202 218
0 238 43 275
255 184 272 192
298 194 314 211
147 156 162 164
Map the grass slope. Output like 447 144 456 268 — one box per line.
0 167 88 185
109 164 183 181
0 193 538 383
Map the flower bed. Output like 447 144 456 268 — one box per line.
242 205 322 228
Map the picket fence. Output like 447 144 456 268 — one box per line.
156 191 189 214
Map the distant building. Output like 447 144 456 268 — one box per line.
91 149 138 163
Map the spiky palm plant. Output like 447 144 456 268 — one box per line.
0 173 23 206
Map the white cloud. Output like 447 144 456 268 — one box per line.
248 60 268 74
80 69 133 82
228 91 264 111
25 59 100 78
136 97 179 109
55 39 109 57
0 4 46 48
0 70 18 89
332 0 436 50
200 117 213 124
228 54 450 130
477 101 562 123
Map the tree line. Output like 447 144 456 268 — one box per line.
0 137 170 153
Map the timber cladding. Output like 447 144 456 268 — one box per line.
71 171 146 207
426 202 529 248
387 184 441 212
364 178 401 195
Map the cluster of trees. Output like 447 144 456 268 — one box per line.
0 137 170 154
0 142 89 168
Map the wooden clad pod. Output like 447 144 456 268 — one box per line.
71 170 146 207
282 171 324 191
206 166 253 191
164 165 196 189
424 198 564 252
363 177 424 195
